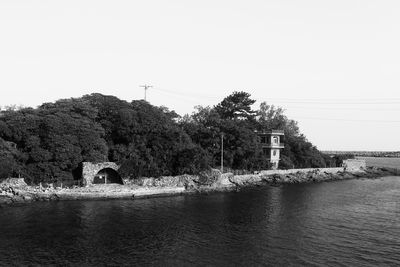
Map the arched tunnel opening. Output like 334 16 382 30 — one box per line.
93 168 124 185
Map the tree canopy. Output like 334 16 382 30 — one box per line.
0 92 334 183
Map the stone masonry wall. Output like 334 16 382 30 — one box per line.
82 162 120 186
259 159 367 176
259 167 345 176
343 159 367 172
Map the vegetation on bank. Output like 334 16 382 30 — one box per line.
0 91 344 185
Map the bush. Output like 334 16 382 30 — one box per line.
172 146 211 175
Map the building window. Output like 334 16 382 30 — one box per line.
261 136 267 143
273 150 277 156
273 136 279 144
263 148 268 155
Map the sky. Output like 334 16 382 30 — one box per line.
0 0 399 151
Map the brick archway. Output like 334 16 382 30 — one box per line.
82 162 123 186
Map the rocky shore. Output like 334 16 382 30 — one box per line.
1 166 399 207
227 166 399 187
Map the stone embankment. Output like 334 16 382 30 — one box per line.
0 180 186 205
1 160 398 206
226 166 397 187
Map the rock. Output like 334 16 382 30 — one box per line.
48 194 59 201
229 174 262 186
0 196 13 205
198 169 221 186
130 175 197 188
259 174 273 183
216 173 234 186
23 195 33 201
0 178 27 188
11 195 25 203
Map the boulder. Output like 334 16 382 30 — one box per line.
0 178 27 188
214 173 234 187
229 174 262 186
197 169 222 186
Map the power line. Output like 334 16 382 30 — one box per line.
151 87 400 105
153 89 200 103
146 87 400 123
152 87 224 100
266 97 400 101
266 100 400 105
278 105 400 111
142 87 400 126
151 87 213 105
291 116 400 123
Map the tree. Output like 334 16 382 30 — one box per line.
182 93 267 171
256 101 328 168
0 91 332 183
0 138 22 180
257 102 299 135
215 91 257 120
82 94 210 178
0 98 108 184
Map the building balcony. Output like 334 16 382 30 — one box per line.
265 157 281 160
262 143 285 148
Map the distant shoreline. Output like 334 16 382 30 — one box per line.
322 151 400 158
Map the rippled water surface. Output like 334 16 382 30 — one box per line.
1 177 400 266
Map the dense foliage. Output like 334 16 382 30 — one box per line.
0 92 336 184
181 92 332 171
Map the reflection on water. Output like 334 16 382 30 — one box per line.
1 177 400 266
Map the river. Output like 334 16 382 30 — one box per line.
1 176 399 266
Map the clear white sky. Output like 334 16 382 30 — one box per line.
0 0 399 151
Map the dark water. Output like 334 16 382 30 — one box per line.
1 177 400 266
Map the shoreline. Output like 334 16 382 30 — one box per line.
1 166 399 207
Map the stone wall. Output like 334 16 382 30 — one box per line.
128 175 191 188
258 160 367 176
259 167 345 176
82 162 121 186
343 159 366 172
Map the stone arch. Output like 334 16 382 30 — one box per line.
82 162 123 186
93 168 123 185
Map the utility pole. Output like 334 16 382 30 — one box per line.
140 84 153 101
221 133 224 173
